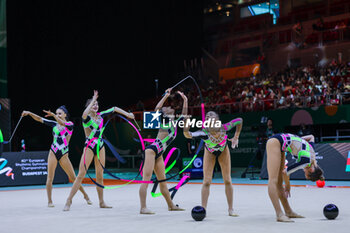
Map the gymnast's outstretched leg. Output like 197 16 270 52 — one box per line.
46 151 57 207
153 155 184 211
266 138 293 222
276 153 304 219
201 149 216 210
63 148 94 211
94 146 111 208
59 154 92 205
139 149 156 214
218 146 238 216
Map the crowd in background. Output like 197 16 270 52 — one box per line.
132 59 350 114
203 59 350 113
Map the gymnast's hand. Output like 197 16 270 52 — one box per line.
21 111 31 117
229 136 239 149
165 88 172 96
92 90 99 102
43 110 55 118
128 112 135 119
177 91 187 101
282 167 287 175
284 185 291 198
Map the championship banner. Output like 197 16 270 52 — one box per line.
219 63 260 80
0 151 68 186
260 143 350 180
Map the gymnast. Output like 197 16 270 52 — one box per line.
266 133 324 222
21 106 92 207
183 111 243 216
139 88 187 214
63 90 134 211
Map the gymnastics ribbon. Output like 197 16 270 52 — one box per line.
83 75 205 200
83 114 150 190
3 116 23 144
83 114 185 191
150 75 205 198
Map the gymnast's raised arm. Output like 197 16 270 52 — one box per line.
21 110 44 124
82 90 98 119
155 88 172 111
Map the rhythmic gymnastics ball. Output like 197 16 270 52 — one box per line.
323 204 339 220
191 206 206 221
316 180 325 188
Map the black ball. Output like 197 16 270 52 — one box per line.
191 206 206 221
323 204 339 220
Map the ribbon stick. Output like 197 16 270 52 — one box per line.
3 116 23 144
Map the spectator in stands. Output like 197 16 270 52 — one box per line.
136 60 350 113
266 118 276 139
312 17 324 31
335 21 347 30
187 138 199 157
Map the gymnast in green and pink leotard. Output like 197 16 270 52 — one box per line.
184 111 243 217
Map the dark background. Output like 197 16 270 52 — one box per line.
6 0 203 151
7 0 203 114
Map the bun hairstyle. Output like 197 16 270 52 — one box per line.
58 105 70 121
205 111 219 120
308 166 325 182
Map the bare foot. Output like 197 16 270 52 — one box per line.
84 196 92 205
286 212 305 218
140 207 155 214
99 202 112 208
48 202 55 208
168 204 185 211
277 215 294 222
228 209 239 217
63 200 72 211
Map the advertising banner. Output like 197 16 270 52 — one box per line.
219 63 260 80
0 151 68 186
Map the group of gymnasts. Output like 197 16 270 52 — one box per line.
22 88 324 222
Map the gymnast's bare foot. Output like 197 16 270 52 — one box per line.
277 214 294 222
63 200 72 211
84 196 92 205
48 202 55 208
286 211 305 218
168 204 185 211
99 202 112 208
228 209 239 217
140 207 155 214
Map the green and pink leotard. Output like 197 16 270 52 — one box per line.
189 118 242 157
